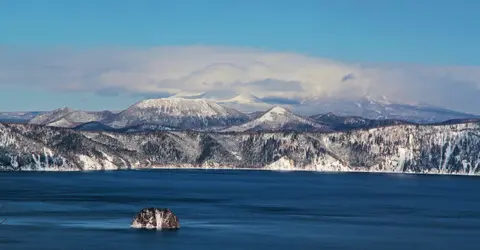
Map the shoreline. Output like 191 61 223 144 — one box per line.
0 164 477 177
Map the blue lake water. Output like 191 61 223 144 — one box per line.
0 170 479 250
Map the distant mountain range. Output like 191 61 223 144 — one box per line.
0 111 46 123
168 92 478 123
29 107 115 128
1 94 480 174
295 95 477 123
310 113 414 131
0 94 478 133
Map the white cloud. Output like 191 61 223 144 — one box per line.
1 46 480 113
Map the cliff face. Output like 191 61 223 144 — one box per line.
1 122 480 175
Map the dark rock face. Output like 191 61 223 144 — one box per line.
131 208 180 230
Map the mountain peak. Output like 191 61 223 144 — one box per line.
224 93 263 104
257 106 292 123
28 106 111 127
53 107 74 113
109 98 248 129
134 98 215 109
223 105 328 132
217 93 271 113
266 106 289 114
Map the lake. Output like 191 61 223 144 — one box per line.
0 170 479 250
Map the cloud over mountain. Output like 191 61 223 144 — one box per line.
1 46 480 113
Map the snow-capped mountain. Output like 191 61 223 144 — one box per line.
217 93 272 112
223 106 329 132
29 107 115 128
160 92 479 123
296 96 477 123
0 111 45 123
1 121 480 175
28 107 72 125
23 93 480 131
105 98 249 129
310 112 413 131
30 109 114 128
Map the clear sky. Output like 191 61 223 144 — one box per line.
1 0 480 111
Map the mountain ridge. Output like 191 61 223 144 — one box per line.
223 106 329 132
23 95 480 131
1 121 480 175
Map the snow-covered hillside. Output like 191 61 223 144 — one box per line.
223 106 329 132
296 96 477 122
23 94 480 131
29 107 114 128
106 98 249 129
1 122 480 175
158 93 479 122
310 112 413 131
0 111 45 123
217 93 272 112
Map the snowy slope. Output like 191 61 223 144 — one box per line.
161 93 478 122
2 122 480 175
0 111 45 123
29 107 74 125
296 96 478 122
25 93 479 132
29 108 115 128
217 93 272 112
106 98 249 129
310 112 413 131
223 106 329 132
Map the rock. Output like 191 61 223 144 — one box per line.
131 208 180 230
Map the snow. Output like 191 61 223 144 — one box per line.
2 121 480 175
29 108 111 128
47 118 76 128
107 98 248 129
442 142 453 173
77 153 119 171
132 98 231 117
155 210 164 229
298 95 475 122
100 151 117 170
78 155 100 170
29 107 73 125
224 106 325 132
264 157 295 171
216 93 272 113
258 106 288 122
220 93 263 104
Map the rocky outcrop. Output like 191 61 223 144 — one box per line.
131 208 180 230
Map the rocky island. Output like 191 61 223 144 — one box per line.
131 208 180 230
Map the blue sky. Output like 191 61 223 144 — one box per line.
1 0 480 111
